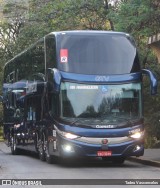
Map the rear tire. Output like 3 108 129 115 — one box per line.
38 133 46 161
35 133 39 152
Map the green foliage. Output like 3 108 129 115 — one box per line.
28 0 110 32
144 135 156 148
112 0 160 35
0 123 3 141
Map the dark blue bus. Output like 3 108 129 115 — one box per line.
2 30 157 164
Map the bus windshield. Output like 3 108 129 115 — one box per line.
58 33 140 74
60 82 142 126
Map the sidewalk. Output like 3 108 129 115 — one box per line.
129 149 160 167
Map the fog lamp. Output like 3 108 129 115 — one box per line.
133 145 141 152
62 144 74 152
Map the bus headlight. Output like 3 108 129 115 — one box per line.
54 125 80 140
130 131 144 139
63 132 79 139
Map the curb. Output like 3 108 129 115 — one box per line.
128 157 160 168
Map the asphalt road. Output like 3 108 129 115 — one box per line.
0 142 160 188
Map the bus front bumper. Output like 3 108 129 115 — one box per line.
53 135 144 159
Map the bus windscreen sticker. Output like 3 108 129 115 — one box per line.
60 49 68 63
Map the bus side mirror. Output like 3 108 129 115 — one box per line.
47 68 61 93
142 69 158 95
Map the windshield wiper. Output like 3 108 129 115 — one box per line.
100 114 133 126
70 118 83 126
61 117 85 126
113 116 133 126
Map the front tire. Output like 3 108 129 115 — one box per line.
10 135 18 155
45 143 54 164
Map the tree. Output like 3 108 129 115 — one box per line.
0 0 29 59
0 0 29 94
110 0 160 64
10 0 115 56
27 0 112 31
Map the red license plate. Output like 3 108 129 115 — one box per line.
97 151 112 157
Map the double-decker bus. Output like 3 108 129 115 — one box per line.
2 30 157 164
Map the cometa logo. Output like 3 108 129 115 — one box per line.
96 125 114 128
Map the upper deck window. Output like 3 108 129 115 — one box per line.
57 33 140 75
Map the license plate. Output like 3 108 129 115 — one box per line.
97 151 112 157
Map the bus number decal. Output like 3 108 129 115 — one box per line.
95 76 110 82
60 49 68 63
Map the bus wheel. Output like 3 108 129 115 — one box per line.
38 134 46 161
45 143 54 164
35 133 39 152
11 135 18 155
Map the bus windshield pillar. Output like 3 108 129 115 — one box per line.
48 68 61 93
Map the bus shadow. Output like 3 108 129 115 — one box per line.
57 158 136 168
4 148 139 168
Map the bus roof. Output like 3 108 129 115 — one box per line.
48 30 131 37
